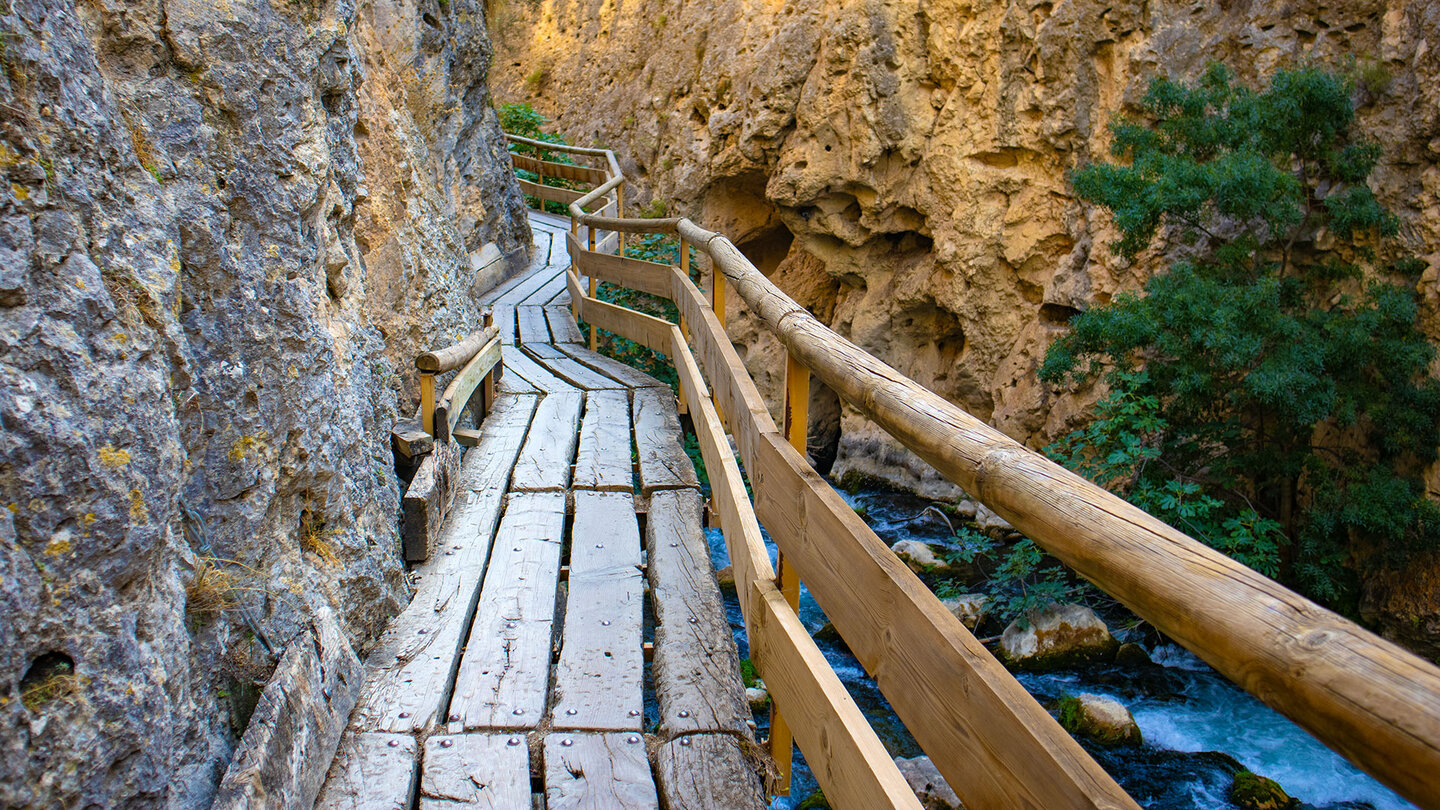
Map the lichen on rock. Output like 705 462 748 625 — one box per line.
1057 692 1142 747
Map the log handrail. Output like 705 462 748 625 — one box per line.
504 131 1440 809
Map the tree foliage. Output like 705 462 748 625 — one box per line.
1041 64 1440 606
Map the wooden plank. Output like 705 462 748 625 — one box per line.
632 387 698 494
496 264 567 307
503 345 575 393
555 343 668 390
477 253 542 307
568 232 672 298
573 390 633 492
653 734 766 810
646 489 750 736
494 305 516 345
512 152 609 185
391 417 433 459
420 734 531 809
449 491 566 730
214 607 362 810
510 391 583 491
497 364 539 395
401 437 463 562
518 266 570 305
707 221 1440 808
550 491 644 730
544 733 658 810
528 351 627 391
351 395 538 733
547 306 585 344
315 733 419 810
517 306 552 344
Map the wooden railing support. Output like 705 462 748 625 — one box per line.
420 373 435 436
588 226 598 351
768 351 811 794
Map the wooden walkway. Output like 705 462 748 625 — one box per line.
315 213 765 809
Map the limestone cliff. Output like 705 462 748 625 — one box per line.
0 0 528 803
489 0 1439 636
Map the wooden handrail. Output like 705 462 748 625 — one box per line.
512 137 1440 810
415 319 501 440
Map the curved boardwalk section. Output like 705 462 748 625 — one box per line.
316 214 764 809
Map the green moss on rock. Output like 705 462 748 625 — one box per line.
1230 770 1299 810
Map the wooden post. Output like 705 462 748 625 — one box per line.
616 190 625 256
480 309 496 419
710 259 727 427
588 226 598 351
767 351 810 796
420 372 436 436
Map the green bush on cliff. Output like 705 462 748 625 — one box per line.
1041 63 1440 607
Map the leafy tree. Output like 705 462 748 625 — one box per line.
1041 64 1440 606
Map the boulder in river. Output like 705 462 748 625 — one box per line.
745 685 769 712
893 756 963 810
891 539 953 574
974 503 1014 537
997 604 1118 670
939 594 988 630
1058 693 1142 746
1230 770 1299 810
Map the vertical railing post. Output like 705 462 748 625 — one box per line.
616 188 625 256
420 371 436 437
709 257 729 428
768 351 809 796
479 308 496 419
588 224 598 351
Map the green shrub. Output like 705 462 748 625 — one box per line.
1040 63 1440 607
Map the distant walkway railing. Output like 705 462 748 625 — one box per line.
503 131 1440 810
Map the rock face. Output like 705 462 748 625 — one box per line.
1058 692 1142 747
490 0 1440 635
997 603 1117 670
0 0 527 804
492 0 1440 492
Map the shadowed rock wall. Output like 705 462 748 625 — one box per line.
0 0 528 803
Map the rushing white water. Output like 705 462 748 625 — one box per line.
1128 647 1416 810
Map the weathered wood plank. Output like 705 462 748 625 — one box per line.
213 607 362 810
420 734 531 809
502 345 575 393
497 264 567 307
573 390 633 492
494 305 517 345
497 363 540 395
529 352 627 391
546 306 585 343
632 387 698 494
518 177 598 207
544 733 658 810
555 343 669 390
449 491 566 730
653 734 766 810
517 306 552 344
510 391 583 491
478 250 544 307
646 489 750 736
519 265 570 305
391 417 433 460
314 733 419 810
351 395 538 733
551 491 644 730
401 436 464 562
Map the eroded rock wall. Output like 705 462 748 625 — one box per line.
0 0 528 803
489 0 1440 496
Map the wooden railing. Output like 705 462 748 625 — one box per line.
503 132 1440 810
415 312 502 446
